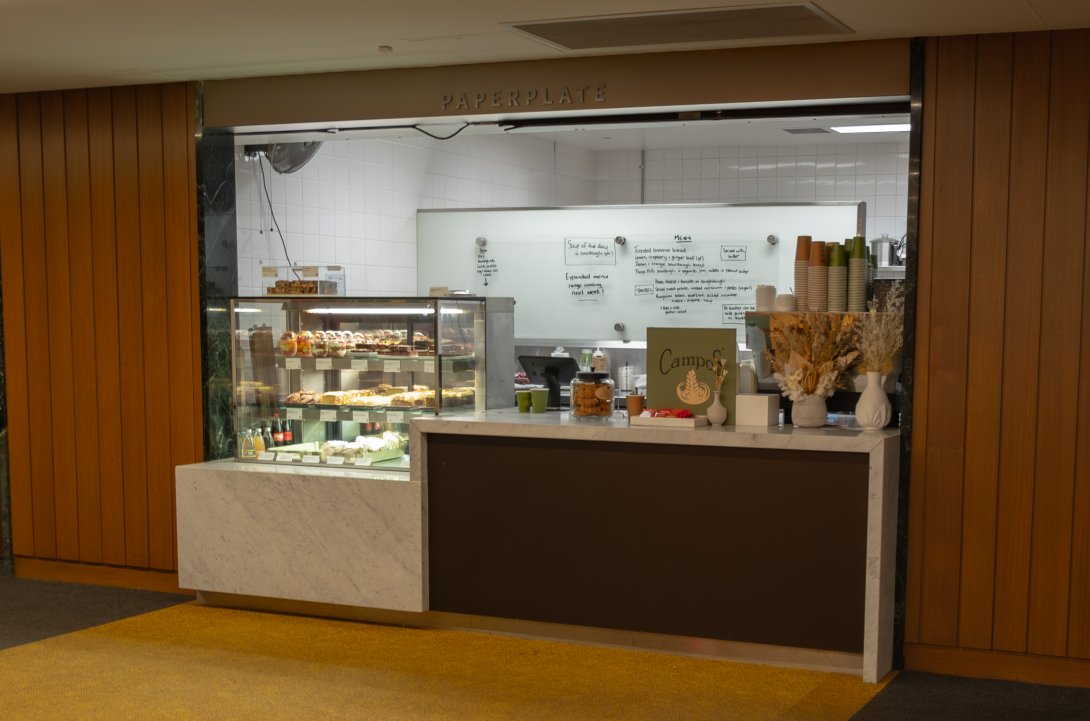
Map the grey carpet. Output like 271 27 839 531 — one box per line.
851 671 1090 721
0 575 191 650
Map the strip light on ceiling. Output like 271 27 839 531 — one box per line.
829 123 911 134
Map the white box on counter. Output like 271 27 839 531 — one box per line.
735 393 779 427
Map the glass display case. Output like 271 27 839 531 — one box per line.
230 296 487 471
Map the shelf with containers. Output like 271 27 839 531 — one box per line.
230 296 491 471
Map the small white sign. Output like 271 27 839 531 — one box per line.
386 411 405 424
423 360 435 374
352 411 370 422
275 452 295 463
285 407 303 421
383 360 401 373
325 456 345 466
319 409 338 422
257 451 277 462
285 357 301 370
354 457 373 467
302 454 321 464
315 358 333 370
351 359 369 371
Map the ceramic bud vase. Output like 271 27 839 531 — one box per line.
706 391 728 425
855 371 892 430
791 394 827 428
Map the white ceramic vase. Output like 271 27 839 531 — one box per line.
855 371 892 430
706 392 728 425
791 394 827 428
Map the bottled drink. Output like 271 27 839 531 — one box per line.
253 425 266 453
272 412 285 446
280 408 294 445
239 428 256 459
262 422 274 451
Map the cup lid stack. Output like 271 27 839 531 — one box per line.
848 236 868 312
794 236 811 312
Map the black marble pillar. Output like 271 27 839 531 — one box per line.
196 87 238 461
890 37 926 669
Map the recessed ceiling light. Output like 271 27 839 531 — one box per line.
829 124 910 134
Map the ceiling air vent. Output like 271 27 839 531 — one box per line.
782 128 832 134
509 4 852 51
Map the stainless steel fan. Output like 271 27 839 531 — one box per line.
264 141 323 174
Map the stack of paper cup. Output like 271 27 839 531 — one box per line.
794 236 811 311
755 284 776 311
808 241 828 312
848 237 868 312
827 243 847 312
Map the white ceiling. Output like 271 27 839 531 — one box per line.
2 1 1089 95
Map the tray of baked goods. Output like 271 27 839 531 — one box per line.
282 385 476 422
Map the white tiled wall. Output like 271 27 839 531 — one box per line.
594 141 910 241
235 134 597 296
236 136 908 295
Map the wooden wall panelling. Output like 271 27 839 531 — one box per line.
956 33 1013 650
1070 119 1090 659
1027 29 1090 657
134 85 174 571
111 87 150 569
86 87 127 566
992 31 1051 654
40 91 79 561
63 89 104 564
17 94 57 559
917 35 977 647
0 95 34 556
905 37 939 645
160 83 197 567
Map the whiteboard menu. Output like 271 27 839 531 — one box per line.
417 203 862 342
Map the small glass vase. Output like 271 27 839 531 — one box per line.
791 394 827 428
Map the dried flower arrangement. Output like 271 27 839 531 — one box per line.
765 312 859 402
856 282 905 374
710 355 730 392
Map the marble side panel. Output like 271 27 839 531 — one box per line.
862 434 900 682
176 461 423 611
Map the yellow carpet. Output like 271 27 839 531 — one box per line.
0 603 886 720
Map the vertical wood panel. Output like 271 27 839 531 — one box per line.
39 92 79 561
918 35 976 646
161 84 196 569
957 33 1012 650
86 88 127 566
905 38 939 645
63 89 104 564
135 86 174 571
112 86 150 568
17 94 57 559
0 95 34 556
1070 130 1090 658
992 31 1051 654
1026 30 1090 657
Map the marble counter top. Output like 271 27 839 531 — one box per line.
182 458 411 482
413 408 898 454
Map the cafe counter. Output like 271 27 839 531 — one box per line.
177 409 899 682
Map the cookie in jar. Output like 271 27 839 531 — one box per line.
570 371 614 419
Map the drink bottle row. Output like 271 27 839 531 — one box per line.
239 411 295 458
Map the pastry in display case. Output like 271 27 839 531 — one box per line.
231 296 489 470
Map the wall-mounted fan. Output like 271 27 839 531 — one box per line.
245 141 323 174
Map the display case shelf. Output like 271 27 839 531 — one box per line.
278 354 475 374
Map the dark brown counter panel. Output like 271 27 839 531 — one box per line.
427 434 869 653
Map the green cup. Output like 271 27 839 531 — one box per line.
828 242 846 267
515 390 531 412
530 388 549 413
